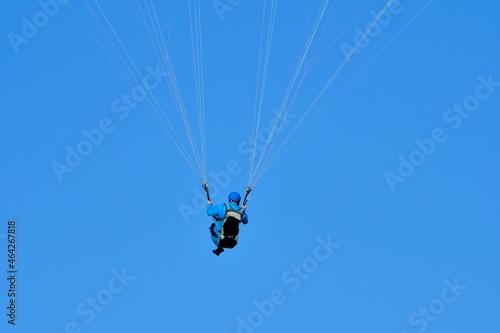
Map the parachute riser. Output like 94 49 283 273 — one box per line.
202 183 211 202
204 183 251 206
242 187 252 206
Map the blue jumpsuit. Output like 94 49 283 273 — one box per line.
207 202 248 246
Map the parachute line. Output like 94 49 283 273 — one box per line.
253 0 430 183
249 0 278 187
250 0 397 187
249 0 331 187
71 0 208 182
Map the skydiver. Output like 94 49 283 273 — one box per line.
207 192 248 256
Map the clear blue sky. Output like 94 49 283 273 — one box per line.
1 1 499 332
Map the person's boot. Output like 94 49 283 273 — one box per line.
212 247 224 256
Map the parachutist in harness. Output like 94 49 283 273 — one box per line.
204 184 251 256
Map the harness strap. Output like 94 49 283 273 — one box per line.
225 203 244 215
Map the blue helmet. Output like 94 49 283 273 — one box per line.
228 192 241 204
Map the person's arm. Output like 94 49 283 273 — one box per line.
241 210 248 224
207 202 216 217
207 203 226 220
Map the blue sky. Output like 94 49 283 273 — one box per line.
1 1 499 332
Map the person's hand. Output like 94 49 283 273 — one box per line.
207 200 212 205
242 205 246 210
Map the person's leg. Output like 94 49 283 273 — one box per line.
209 223 218 241
210 221 224 255
212 247 224 256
